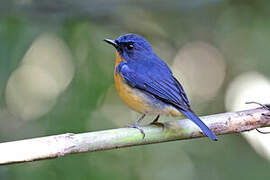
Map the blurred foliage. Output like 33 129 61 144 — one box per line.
1 0 270 179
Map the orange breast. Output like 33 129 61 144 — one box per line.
113 51 182 116
114 51 148 114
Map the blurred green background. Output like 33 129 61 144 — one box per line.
1 0 270 179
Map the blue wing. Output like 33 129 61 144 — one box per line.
118 60 190 110
117 59 218 141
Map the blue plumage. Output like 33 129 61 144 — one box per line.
180 110 218 141
105 33 218 141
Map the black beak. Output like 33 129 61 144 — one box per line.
104 39 118 48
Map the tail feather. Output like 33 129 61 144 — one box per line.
180 110 218 141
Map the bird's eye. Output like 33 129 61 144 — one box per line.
127 43 134 50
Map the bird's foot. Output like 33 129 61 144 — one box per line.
128 122 145 139
150 121 165 129
149 115 165 129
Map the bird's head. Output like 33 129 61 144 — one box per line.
104 33 155 61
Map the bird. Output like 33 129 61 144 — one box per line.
104 33 218 141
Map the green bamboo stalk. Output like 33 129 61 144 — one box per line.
0 106 269 165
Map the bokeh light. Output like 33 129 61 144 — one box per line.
225 71 270 161
5 65 59 120
225 72 270 111
5 33 74 120
172 41 226 102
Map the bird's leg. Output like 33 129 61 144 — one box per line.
128 114 146 138
246 101 270 134
151 115 160 123
150 115 164 128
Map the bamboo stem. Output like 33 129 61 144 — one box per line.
0 107 270 165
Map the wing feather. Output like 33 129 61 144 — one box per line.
120 63 190 111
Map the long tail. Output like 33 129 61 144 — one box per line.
180 109 218 141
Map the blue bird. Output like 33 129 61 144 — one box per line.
104 33 218 141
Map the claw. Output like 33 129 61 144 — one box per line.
127 114 146 139
150 115 165 129
151 115 160 123
150 121 165 129
128 123 146 138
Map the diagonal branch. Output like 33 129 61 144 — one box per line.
1 106 270 165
